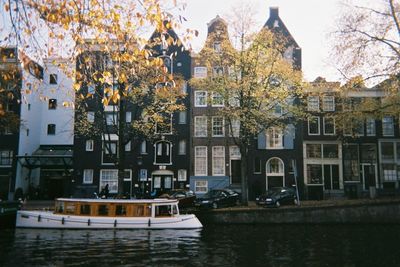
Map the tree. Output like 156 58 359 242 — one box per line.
1 0 194 196
190 14 304 204
331 0 400 84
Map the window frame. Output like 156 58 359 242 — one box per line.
308 116 320 135
194 146 207 176
212 116 224 137
83 169 94 184
194 91 207 107
85 139 94 151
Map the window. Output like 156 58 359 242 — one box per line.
323 117 335 135
307 96 319 111
178 169 187 181
366 118 376 136
123 170 132 181
267 127 283 149
353 119 364 136
211 92 224 107
182 81 187 94
342 98 352 111
381 142 394 160
194 116 207 137
212 66 224 77
104 142 117 154
83 112 94 124
139 169 147 181
126 112 132 123
213 42 221 53
195 180 208 193
47 124 56 135
343 144 359 181
195 146 207 176
48 99 57 110
254 157 261 174
178 140 186 155
106 113 117 126
266 158 284 174
382 164 397 181
88 84 95 94
100 170 118 193
155 113 172 134
212 146 225 176
382 116 394 136
49 74 57 84
230 120 240 137
307 164 323 184
140 141 147 154
308 117 320 135
194 67 207 78
83 169 93 184
195 91 207 107
212 117 224 137
86 140 94 151
0 150 13 166
322 96 335 111
154 141 172 164
125 141 131 152
323 144 339 158
229 146 241 159
306 144 322 158
179 111 187 124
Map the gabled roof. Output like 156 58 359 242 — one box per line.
263 7 300 49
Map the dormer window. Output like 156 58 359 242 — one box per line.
49 74 58 84
213 42 221 53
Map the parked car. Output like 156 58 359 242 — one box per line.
256 187 298 207
194 189 240 209
159 190 196 209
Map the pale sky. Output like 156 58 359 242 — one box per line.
177 0 345 83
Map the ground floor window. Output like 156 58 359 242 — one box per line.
195 180 208 193
100 169 118 193
307 164 323 184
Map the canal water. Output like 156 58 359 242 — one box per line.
1 224 400 266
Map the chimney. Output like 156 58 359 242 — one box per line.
270 7 279 19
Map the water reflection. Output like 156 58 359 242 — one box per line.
1 224 400 266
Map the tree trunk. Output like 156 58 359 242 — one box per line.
117 90 126 196
240 146 249 205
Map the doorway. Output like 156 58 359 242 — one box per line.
323 164 340 190
230 160 241 184
362 164 377 190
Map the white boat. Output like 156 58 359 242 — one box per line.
16 198 203 229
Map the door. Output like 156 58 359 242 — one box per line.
231 160 241 184
267 176 284 190
362 164 376 190
152 175 173 196
323 164 340 190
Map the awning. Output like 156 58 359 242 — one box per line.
17 145 73 169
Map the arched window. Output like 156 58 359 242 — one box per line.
266 158 284 175
154 140 172 165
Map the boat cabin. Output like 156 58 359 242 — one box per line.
54 198 179 218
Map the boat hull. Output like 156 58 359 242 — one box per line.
16 210 203 229
0 201 22 228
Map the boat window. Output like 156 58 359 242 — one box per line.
155 205 172 217
80 204 91 215
55 202 64 213
65 203 76 214
98 205 109 216
116 205 127 216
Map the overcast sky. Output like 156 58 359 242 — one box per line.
178 0 345 83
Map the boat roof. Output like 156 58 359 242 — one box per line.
56 198 178 204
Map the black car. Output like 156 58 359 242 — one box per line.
195 189 240 209
256 187 298 207
161 190 196 209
